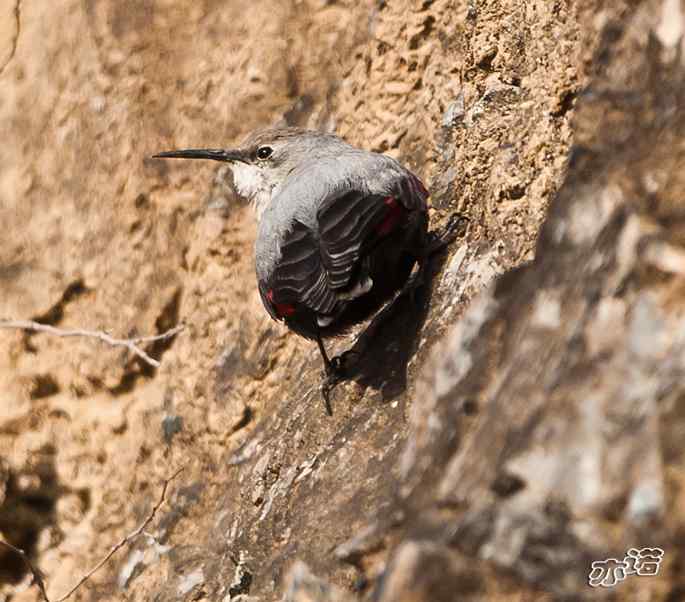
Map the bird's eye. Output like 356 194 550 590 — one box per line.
257 146 273 160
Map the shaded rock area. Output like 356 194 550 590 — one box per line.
1 0 684 601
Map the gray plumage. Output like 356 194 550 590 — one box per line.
153 127 430 405
256 141 422 285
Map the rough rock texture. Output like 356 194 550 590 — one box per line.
1 0 684 601
395 2 685 598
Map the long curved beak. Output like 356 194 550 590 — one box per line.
151 148 247 163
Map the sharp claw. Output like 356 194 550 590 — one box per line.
321 369 342 415
318 345 365 415
320 351 359 415
427 213 468 255
321 380 334 416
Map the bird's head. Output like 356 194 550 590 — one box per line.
153 128 349 219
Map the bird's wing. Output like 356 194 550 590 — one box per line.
317 169 428 293
316 188 399 290
268 171 427 318
270 218 339 315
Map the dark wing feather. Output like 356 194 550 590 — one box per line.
268 175 426 318
270 219 338 315
317 189 392 291
258 282 279 321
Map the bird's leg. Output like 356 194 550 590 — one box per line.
400 213 468 302
316 332 357 375
316 333 344 415
316 331 333 372
426 212 468 256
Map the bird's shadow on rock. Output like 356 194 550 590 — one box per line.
341 250 450 402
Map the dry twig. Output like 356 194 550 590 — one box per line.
0 467 184 602
0 320 184 368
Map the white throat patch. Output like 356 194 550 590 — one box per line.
230 162 271 219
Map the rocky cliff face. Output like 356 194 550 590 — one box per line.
1 1 684 601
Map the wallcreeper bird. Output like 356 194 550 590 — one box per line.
154 128 455 412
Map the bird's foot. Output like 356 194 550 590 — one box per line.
427 213 468 256
321 371 342 416
399 214 468 306
320 351 358 415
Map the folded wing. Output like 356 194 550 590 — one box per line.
264 173 427 323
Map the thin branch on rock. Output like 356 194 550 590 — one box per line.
0 0 22 77
0 320 184 368
0 467 184 602
53 466 184 601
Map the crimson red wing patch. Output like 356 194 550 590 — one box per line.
375 196 404 237
267 289 296 317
